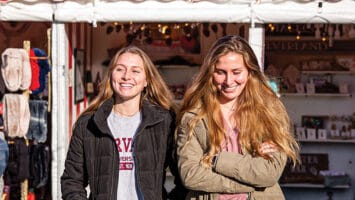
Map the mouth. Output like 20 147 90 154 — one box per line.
222 84 239 92
120 83 134 88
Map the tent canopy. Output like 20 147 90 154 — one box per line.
0 0 354 24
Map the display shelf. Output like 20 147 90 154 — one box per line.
280 93 352 97
156 65 199 69
280 183 350 189
266 33 355 200
297 139 355 143
301 71 355 75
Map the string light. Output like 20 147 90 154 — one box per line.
287 24 292 31
296 32 301 40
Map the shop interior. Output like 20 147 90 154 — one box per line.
0 21 354 200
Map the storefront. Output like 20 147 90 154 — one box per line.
0 0 354 199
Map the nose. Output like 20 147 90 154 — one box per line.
224 72 233 85
122 70 131 80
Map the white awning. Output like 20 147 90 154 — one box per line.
1 0 354 24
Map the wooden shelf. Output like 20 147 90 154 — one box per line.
301 71 355 75
281 93 352 97
280 183 350 189
156 65 199 69
297 139 355 144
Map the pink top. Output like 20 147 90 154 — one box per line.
218 119 248 200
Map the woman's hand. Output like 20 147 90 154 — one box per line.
258 141 279 158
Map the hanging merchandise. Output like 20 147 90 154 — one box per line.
29 143 50 189
30 48 50 95
29 49 41 92
0 70 5 96
0 131 9 177
4 138 31 200
1 48 31 92
26 100 48 143
2 94 30 138
27 188 35 200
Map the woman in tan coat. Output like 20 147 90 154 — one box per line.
176 35 300 200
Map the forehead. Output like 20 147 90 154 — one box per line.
215 52 244 67
116 52 144 67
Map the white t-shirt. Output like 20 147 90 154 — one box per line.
108 110 142 200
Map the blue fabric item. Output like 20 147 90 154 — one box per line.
26 100 48 143
32 48 50 95
0 132 9 176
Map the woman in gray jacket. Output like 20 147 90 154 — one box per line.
176 35 300 200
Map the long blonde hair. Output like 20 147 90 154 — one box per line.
178 35 300 166
81 45 175 116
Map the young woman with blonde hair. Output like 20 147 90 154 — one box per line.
176 35 300 200
61 46 185 200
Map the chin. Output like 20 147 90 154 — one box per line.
220 95 238 102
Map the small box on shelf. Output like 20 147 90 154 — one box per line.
295 83 305 94
330 129 340 138
306 128 317 140
318 129 328 140
339 82 349 94
296 127 306 140
306 83 315 94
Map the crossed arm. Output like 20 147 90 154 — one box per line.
176 115 287 193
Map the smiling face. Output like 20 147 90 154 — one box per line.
111 52 147 102
213 52 249 104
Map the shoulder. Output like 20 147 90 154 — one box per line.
180 109 203 125
143 101 175 121
179 110 207 133
73 113 93 131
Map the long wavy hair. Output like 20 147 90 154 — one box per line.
81 45 175 116
177 35 300 166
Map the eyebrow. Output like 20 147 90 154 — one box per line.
115 64 143 69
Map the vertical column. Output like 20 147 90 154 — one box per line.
248 24 265 71
51 22 69 200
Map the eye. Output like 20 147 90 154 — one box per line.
215 69 225 75
132 68 142 73
114 65 125 71
233 71 242 75
116 67 124 72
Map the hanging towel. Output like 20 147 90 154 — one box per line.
2 94 30 138
1 48 31 92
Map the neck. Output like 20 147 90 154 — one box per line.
113 100 140 117
114 107 139 117
220 101 237 128
220 102 236 113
